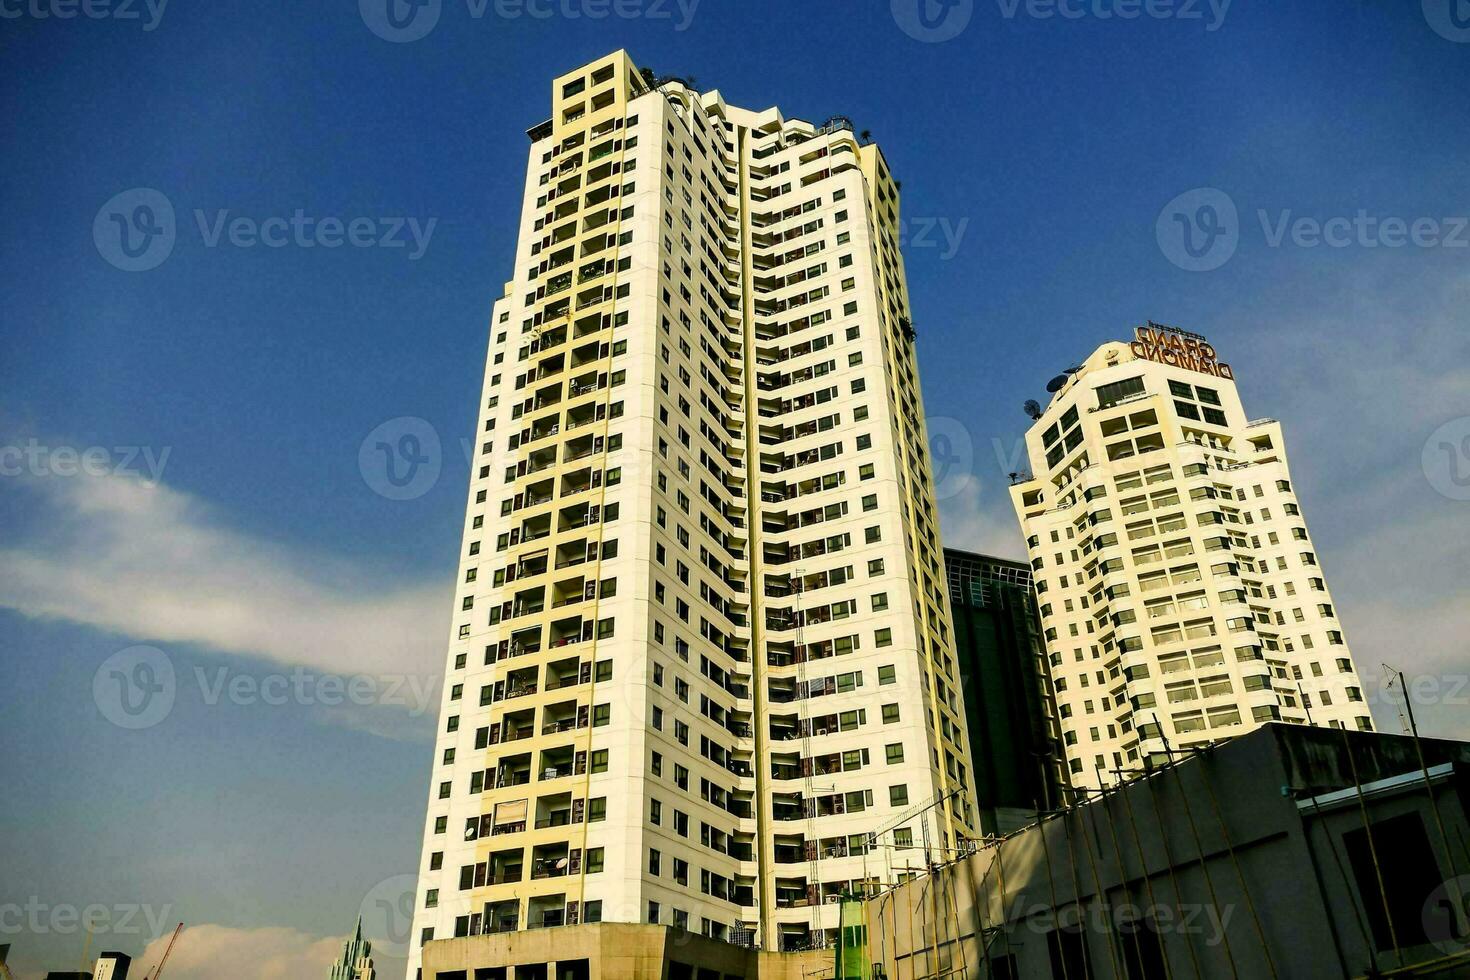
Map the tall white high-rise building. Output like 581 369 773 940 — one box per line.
407 50 977 975
1009 324 1372 791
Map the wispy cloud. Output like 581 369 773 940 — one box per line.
0 469 448 727
129 924 352 980
1220 267 1470 740
938 474 1028 562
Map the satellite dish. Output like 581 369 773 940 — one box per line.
1023 400 1042 420
1045 375 1070 394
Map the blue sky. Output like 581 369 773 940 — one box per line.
2 1 1469 976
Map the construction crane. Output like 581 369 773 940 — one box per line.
142 923 184 980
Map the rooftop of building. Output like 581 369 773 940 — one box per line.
944 548 1034 603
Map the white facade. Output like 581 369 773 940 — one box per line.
407 50 976 975
1009 326 1372 792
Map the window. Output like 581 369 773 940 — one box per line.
881 703 900 723
889 784 909 807
1096 376 1145 409
878 665 896 685
885 743 904 764
1344 812 1446 949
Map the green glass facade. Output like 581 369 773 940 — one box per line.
945 549 1068 836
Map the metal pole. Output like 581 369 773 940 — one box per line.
1339 726 1403 969
1391 667 1467 934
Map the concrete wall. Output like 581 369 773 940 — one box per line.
421 923 829 980
866 725 1470 979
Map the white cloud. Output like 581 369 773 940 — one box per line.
0 470 447 718
1222 268 1470 741
128 924 348 980
938 475 1027 561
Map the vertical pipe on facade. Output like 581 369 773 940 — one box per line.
1073 797 1125 980
734 119 777 954
1107 769 1174 980
1058 804 1097 980
1139 772 1203 980
1036 807 1072 980
1292 787 1357 978
1092 767 1161 980
1159 751 1240 978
